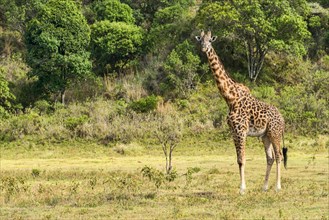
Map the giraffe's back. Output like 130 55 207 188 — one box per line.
247 98 284 138
227 94 284 138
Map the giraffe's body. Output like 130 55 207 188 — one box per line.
196 31 286 194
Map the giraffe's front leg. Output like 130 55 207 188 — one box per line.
238 161 246 194
233 133 247 195
228 116 248 194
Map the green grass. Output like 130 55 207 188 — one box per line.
0 136 328 219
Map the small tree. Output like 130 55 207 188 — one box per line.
154 108 183 174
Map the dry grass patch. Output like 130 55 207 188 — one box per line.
1 141 328 219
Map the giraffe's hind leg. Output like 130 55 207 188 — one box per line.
262 135 274 191
269 135 282 192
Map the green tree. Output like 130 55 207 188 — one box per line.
93 0 135 24
161 40 202 99
0 0 26 32
148 3 194 53
90 21 143 79
121 0 169 28
90 0 144 84
308 3 329 59
197 0 311 81
122 0 195 28
25 0 92 104
0 68 15 116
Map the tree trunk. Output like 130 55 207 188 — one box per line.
245 41 267 82
60 89 66 105
167 144 176 174
162 143 170 174
168 147 173 174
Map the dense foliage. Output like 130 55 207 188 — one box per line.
197 0 311 81
0 0 328 143
24 0 92 104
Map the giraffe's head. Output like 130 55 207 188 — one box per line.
195 30 217 53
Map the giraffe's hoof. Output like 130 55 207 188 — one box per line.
275 187 281 193
263 185 269 192
239 184 246 195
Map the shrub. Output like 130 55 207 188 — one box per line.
252 86 279 105
33 100 52 115
279 80 328 135
129 95 158 113
31 169 41 178
0 106 10 119
185 167 201 187
64 115 89 132
141 166 165 188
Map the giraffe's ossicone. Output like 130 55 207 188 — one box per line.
196 30 287 194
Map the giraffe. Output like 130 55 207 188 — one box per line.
195 30 287 194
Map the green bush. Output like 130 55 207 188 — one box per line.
129 95 158 113
33 100 52 115
279 77 328 135
0 106 10 119
141 166 165 188
252 85 279 106
65 115 89 131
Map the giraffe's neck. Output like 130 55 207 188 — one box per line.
206 47 237 103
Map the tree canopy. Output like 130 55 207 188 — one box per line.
93 0 135 24
90 0 144 78
24 0 91 104
0 0 327 110
0 68 15 116
196 0 311 81
90 20 144 76
0 0 328 137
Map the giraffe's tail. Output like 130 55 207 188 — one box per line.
283 147 288 169
282 133 288 169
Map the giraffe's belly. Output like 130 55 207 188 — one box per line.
247 126 266 137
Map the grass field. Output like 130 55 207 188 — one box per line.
0 136 328 220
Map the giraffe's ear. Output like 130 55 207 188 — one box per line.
195 36 201 41
210 36 217 42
